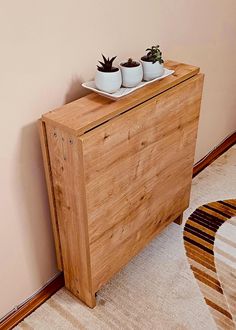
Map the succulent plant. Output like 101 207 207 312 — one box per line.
97 54 118 72
142 45 164 64
122 58 140 68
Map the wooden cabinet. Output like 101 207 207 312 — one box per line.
39 61 204 308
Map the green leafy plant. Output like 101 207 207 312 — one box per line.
121 58 140 68
97 54 118 72
141 45 164 64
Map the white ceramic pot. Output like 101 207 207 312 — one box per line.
95 69 122 94
120 62 143 88
141 60 164 81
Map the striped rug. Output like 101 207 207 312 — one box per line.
184 199 236 330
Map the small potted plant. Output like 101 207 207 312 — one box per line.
120 58 143 88
95 55 122 93
141 45 164 81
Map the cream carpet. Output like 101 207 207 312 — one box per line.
16 146 236 330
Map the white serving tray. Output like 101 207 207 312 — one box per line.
82 68 175 100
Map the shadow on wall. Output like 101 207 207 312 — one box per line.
16 78 91 285
64 76 90 104
17 122 58 285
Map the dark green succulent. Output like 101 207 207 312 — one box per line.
121 58 140 67
97 54 118 72
141 45 164 64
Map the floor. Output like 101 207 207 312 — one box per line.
15 146 236 330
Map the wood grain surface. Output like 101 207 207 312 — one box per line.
5 124 235 326
38 120 63 270
39 62 204 307
81 74 204 292
42 61 200 136
46 126 95 307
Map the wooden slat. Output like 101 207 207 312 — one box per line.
38 120 63 270
42 61 200 136
46 125 95 307
81 74 204 292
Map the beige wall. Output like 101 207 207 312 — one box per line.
1 0 236 318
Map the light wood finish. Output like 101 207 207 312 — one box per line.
42 61 200 136
39 61 204 307
46 126 95 307
5 124 236 328
38 120 63 270
82 74 203 292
